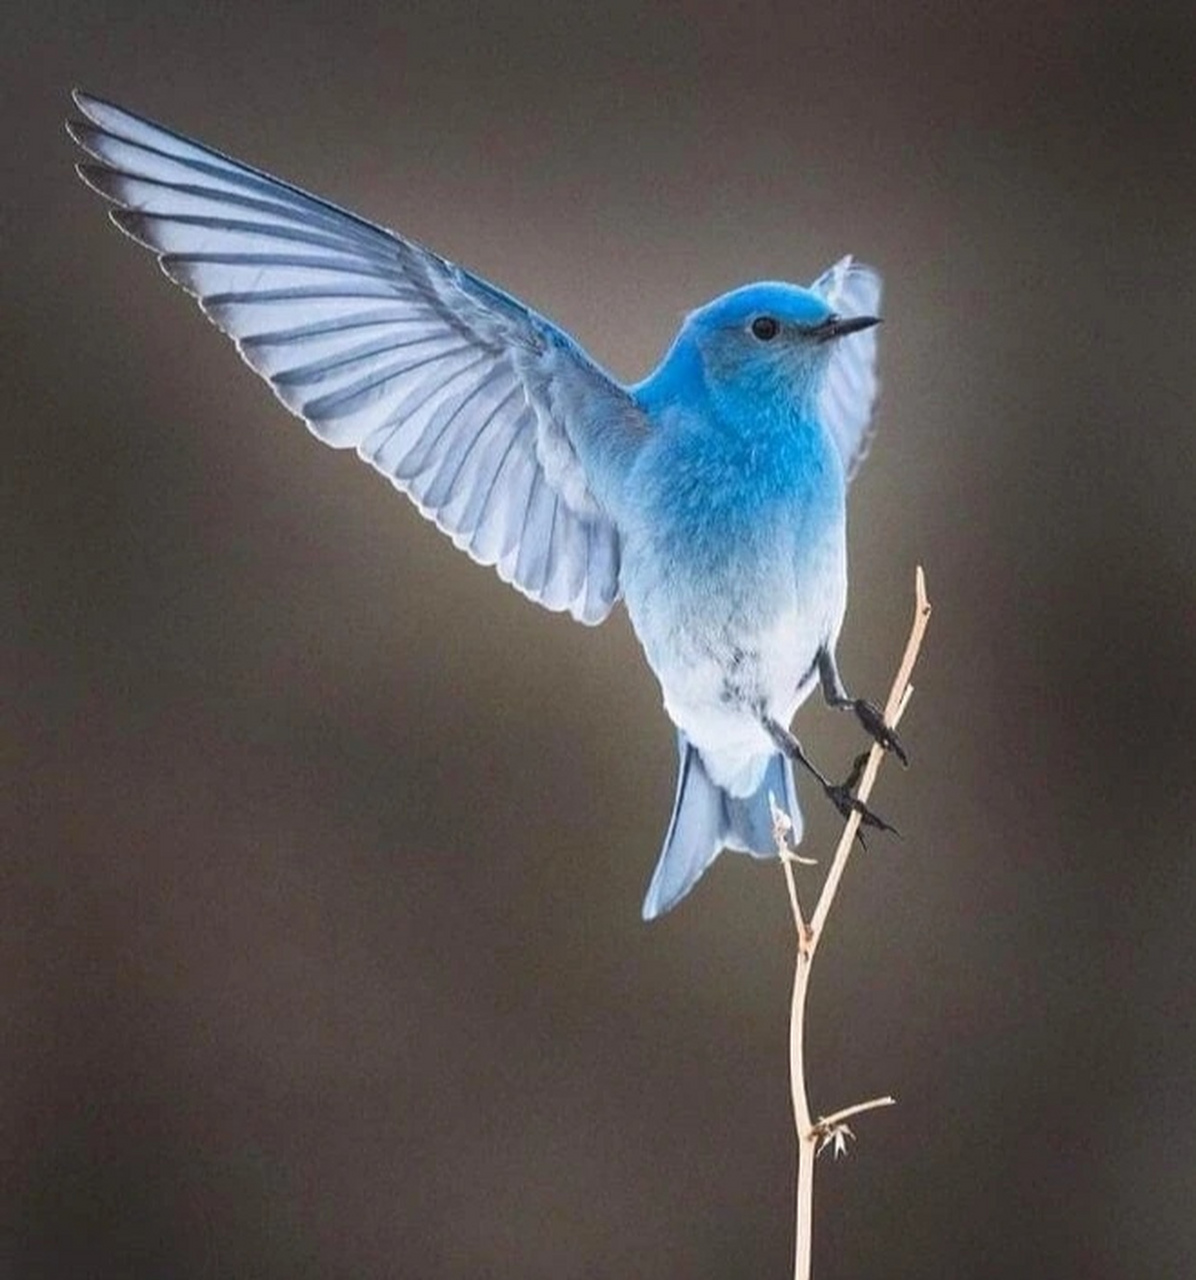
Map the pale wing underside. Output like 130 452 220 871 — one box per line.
68 92 636 624
811 255 883 481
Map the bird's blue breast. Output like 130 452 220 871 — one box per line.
618 386 845 679
626 376 843 572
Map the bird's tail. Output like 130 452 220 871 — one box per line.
641 732 802 920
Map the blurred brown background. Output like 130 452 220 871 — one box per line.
5 2 1195 1277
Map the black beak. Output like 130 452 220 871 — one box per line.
816 314 882 342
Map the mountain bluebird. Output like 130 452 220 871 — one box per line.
68 91 903 920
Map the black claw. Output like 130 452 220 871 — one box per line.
864 806 901 838
823 780 900 841
844 751 870 793
824 783 858 823
854 699 909 766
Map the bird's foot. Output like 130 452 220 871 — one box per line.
853 699 908 766
823 753 899 846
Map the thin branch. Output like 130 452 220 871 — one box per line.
772 797 812 945
786 566 932 1280
811 1095 897 1138
809 565 931 950
789 930 816 1278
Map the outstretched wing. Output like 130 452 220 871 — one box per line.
68 91 639 625
811 256 883 482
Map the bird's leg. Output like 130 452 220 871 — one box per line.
763 717 897 840
817 649 908 765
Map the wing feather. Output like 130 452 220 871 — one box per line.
69 91 638 623
811 255 883 481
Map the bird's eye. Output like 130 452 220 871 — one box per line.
751 316 780 341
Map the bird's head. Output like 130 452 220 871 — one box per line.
694 282 879 410
641 280 879 421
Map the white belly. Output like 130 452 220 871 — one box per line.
628 520 848 797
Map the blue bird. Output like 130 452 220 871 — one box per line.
67 92 902 919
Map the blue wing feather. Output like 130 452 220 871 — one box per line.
69 92 638 624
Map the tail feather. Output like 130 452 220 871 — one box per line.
724 750 802 857
641 733 803 920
